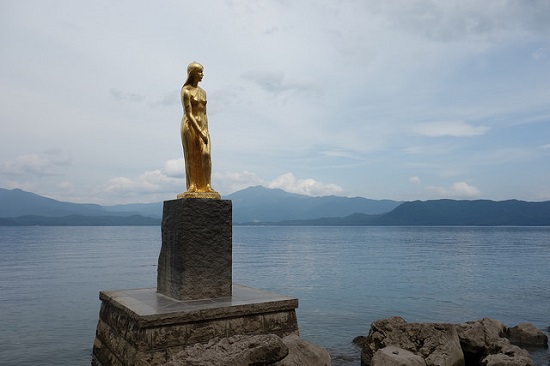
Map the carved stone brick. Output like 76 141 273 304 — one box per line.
157 198 232 300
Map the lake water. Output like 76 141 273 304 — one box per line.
0 226 549 365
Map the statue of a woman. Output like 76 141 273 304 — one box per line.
177 62 220 199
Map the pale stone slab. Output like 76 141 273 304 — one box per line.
157 198 232 300
99 284 298 326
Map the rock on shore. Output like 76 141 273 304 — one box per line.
508 323 549 348
354 317 548 366
163 334 331 366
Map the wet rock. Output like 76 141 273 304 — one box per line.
508 323 549 348
360 316 464 366
164 334 288 366
357 317 537 366
456 318 508 363
164 334 331 366
273 334 331 366
371 345 427 366
481 345 533 366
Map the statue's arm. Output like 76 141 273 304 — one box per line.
203 95 209 134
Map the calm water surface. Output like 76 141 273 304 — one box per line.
0 226 549 365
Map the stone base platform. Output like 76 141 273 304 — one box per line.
92 284 299 366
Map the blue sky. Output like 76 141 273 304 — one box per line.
1 0 549 204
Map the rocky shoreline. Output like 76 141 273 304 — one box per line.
162 334 331 365
353 317 548 366
130 316 548 365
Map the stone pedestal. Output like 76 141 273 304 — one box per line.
92 197 303 365
91 285 299 366
157 199 232 300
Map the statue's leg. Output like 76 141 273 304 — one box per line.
181 122 196 192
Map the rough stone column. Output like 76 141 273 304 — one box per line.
157 198 232 300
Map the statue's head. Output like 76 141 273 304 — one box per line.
184 62 204 86
187 62 203 76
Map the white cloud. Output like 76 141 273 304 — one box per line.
475 148 533 165
0 153 70 177
366 0 550 42
102 167 264 201
101 157 194 200
2 1 549 203
109 88 145 103
104 169 184 203
409 176 421 184
244 70 320 96
268 172 343 196
101 168 343 201
104 176 135 192
532 48 546 60
426 182 481 198
151 90 180 107
414 121 489 137
163 158 185 178
212 171 266 195
0 154 49 176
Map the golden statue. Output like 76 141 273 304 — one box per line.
177 62 220 199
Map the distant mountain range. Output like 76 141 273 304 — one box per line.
227 186 401 223
265 199 550 226
0 188 162 226
1 187 549 226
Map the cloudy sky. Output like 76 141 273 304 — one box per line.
1 1 549 204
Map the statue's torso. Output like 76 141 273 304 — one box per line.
183 86 207 128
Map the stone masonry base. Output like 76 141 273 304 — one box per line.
92 284 299 366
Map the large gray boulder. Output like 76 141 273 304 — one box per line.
273 334 331 366
456 318 508 363
371 346 427 366
163 334 331 366
358 317 539 366
508 323 549 348
361 316 464 366
481 347 533 366
456 318 534 365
